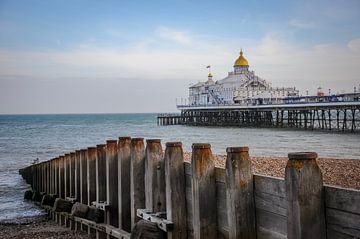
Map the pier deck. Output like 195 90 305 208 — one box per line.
158 101 360 132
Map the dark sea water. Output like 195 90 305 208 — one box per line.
0 113 359 222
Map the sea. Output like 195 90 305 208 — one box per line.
0 113 359 222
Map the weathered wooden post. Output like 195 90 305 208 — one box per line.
106 139 119 227
145 139 166 212
165 142 187 239
225 147 256 239
96 144 107 204
64 153 70 198
87 147 97 206
118 137 132 232
285 152 326 239
130 138 145 229
80 149 88 205
70 152 76 198
54 157 59 196
191 143 217 239
59 155 65 199
75 150 81 201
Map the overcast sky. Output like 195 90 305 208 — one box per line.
0 0 359 114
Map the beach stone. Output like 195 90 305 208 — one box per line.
31 191 43 202
41 194 56 207
86 206 104 223
71 202 89 218
52 198 73 213
24 190 33 200
131 220 166 239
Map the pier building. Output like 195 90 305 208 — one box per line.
189 50 299 106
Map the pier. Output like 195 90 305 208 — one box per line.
19 137 360 239
158 99 360 132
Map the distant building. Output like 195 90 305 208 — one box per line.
188 50 299 105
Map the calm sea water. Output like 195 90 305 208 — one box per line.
0 113 359 222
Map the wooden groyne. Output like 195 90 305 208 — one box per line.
19 137 360 238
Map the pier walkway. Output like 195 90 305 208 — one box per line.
158 101 360 132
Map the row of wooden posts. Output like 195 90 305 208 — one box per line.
20 137 327 239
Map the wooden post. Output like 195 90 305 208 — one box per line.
191 143 217 239
165 142 187 239
145 139 166 212
59 156 65 199
225 147 256 239
130 138 145 229
87 147 97 206
118 137 132 232
285 152 326 239
106 140 119 227
70 152 76 198
80 149 88 205
54 158 59 196
96 144 107 203
64 154 70 198
75 150 81 201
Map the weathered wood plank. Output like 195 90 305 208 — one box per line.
256 208 287 237
165 142 187 239
80 149 87 205
285 152 326 239
75 150 81 201
87 147 97 206
191 143 217 239
96 144 106 203
145 139 166 212
325 185 360 214
118 137 131 232
70 152 76 198
255 191 286 216
225 147 256 239
106 140 119 227
254 175 285 197
326 208 360 238
130 138 145 229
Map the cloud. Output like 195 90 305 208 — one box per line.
289 19 316 29
156 26 192 45
0 32 359 98
348 38 360 52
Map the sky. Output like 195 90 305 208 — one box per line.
0 0 359 114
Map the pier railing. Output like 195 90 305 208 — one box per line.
19 138 360 238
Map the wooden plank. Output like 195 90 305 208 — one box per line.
285 152 326 239
216 182 228 239
325 185 360 214
225 147 256 239
254 174 285 197
145 139 166 212
130 138 145 229
256 208 287 237
255 191 286 216
106 140 119 227
326 208 360 238
165 142 187 239
191 143 217 239
59 156 65 199
118 137 132 232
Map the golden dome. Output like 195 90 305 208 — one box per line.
234 50 249 66
208 73 213 78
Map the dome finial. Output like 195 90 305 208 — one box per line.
234 49 249 67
